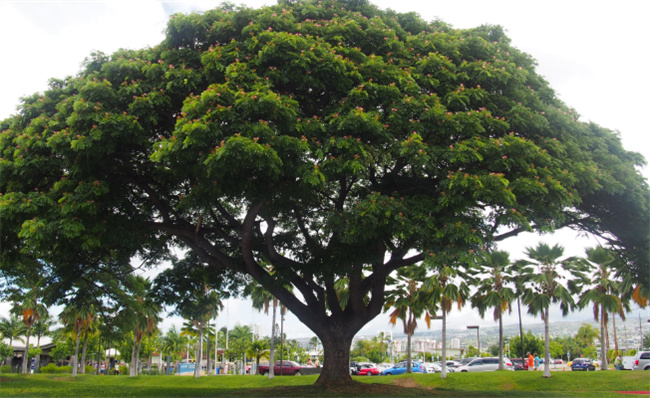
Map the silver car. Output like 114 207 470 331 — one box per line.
456 357 514 372
632 351 650 371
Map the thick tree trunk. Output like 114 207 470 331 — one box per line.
80 329 89 374
543 309 551 378
315 332 354 386
72 329 81 377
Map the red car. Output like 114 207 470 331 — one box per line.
356 363 381 376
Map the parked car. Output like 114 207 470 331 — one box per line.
356 363 381 376
632 351 650 371
460 357 476 365
570 358 595 371
456 357 514 372
381 361 424 375
257 360 320 376
434 360 460 372
510 358 528 371
376 363 393 373
421 362 442 373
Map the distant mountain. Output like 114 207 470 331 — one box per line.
365 317 646 350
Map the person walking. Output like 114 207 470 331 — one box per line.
527 352 534 371
534 353 541 371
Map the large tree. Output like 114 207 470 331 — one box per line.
1 0 648 385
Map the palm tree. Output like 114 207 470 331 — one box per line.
60 302 95 377
509 260 531 362
79 313 98 374
181 321 198 363
422 261 471 378
161 325 186 374
129 277 161 377
470 251 515 370
202 322 216 376
193 291 221 378
0 315 26 365
520 243 587 378
246 339 270 374
577 246 628 370
0 316 26 346
245 280 280 379
32 313 53 371
575 323 600 348
31 315 54 349
384 266 434 373
11 288 48 374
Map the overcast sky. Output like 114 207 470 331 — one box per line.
1 0 648 341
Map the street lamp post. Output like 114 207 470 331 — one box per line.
467 326 480 357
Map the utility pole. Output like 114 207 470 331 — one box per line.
640 314 643 351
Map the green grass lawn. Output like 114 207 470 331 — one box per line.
1 371 648 397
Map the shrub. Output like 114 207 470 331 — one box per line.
40 364 72 374
119 365 129 375
84 365 95 374
0 364 12 374
140 368 164 375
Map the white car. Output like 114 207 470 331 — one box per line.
632 351 650 371
434 360 460 372
421 362 442 373
456 357 514 372
376 363 393 373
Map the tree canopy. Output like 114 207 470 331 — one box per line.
1 0 648 384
